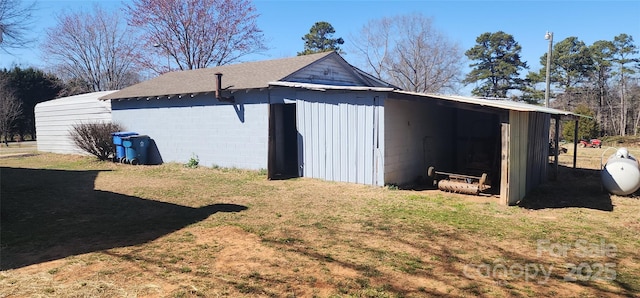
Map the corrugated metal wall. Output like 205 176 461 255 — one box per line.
295 92 384 186
35 91 115 155
526 112 550 192
501 111 550 205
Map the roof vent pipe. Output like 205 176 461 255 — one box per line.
215 72 234 102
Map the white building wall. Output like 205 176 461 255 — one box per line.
35 91 116 155
295 90 384 186
384 98 454 186
110 92 269 169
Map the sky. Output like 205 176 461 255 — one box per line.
1 0 639 95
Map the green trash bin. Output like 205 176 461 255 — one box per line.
124 135 150 165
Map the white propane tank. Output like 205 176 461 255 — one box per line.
601 148 640 196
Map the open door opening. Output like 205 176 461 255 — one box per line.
268 103 299 179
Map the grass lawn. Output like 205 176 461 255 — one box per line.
1 149 639 297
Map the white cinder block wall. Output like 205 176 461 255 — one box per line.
384 98 454 186
110 92 269 169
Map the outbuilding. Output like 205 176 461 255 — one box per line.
35 91 117 155
101 52 577 205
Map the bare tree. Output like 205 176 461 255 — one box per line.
41 5 140 92
126 0 266 73
349 17 392 80
0 0 36 52
0 76 22 145
349 13 463 94
70 122 124 161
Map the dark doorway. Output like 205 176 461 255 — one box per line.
452 109 502 192
268 104 299 179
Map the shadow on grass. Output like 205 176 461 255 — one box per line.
262 226 637 297
519 165 613 211
0 167 247 270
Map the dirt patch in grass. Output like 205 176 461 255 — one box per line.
1 153 640 297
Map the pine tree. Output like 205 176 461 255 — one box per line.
463 31 528 98
298 21 344 56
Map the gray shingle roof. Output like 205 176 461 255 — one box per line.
100 51 337 100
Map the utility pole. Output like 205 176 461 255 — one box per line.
544 31 553 108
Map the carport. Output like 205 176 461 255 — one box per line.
383 91 580 205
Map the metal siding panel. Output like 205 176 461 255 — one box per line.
357 104 364 183
312 101 320 178
505 111 529 205
333 103 341 181
304 101 313 177
348 103 358 183
374 98 386 186
519 113 529 201
364 103 373 185
278 92 378 186
527 112 545 191
296 100 305 177
542 114 550 182
393 91 578 117
319 101 326 179
528 114 536 191
500 122 510 205
508 111 520 205
35 92 112 155
325 103 334 181
340 103 349 182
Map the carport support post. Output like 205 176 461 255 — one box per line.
552 116 560 180
573 119 579 169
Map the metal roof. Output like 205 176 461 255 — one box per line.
392 90 584 118
99 50 582 119
268 82 582 119
37 91 117 108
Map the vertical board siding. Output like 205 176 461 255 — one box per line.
504 111 530 205
500 123 510 205
296 92 381 186
287 57 364 86
35 91 115 155
502 111 551 205
508 111 520 205
518 112 529 200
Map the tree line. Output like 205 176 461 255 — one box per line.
1 0 638 142
462 31 639 139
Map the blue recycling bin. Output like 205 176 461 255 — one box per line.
123 135 150 165
112 132 137 162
